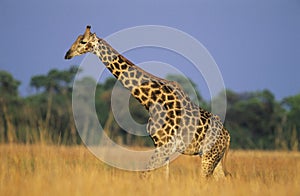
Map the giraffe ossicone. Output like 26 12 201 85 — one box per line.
65 26 231 178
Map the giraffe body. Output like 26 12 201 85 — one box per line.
65 26 231 177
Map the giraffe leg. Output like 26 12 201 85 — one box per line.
201 153 217 178
221 136 231 177
141 141 176 179
213 162 225 179
200 146 226 178
165 158 170 180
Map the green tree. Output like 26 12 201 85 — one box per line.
224 89 283 149
282 94 300 150
0 70 20 142
29 66 79 144
282 94 300 129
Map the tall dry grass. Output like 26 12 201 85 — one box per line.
0 145 299 196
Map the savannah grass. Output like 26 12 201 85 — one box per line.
0 145 299 196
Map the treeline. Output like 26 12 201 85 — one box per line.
0 67 299 150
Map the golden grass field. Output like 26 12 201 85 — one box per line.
0 144 299 196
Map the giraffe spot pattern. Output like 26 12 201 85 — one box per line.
65 29 231 178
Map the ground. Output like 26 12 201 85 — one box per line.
0 145 299 196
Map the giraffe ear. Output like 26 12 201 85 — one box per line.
82 25 91 42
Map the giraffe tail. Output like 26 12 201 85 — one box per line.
221 132 231 177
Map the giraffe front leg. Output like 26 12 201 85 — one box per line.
141 141 176 179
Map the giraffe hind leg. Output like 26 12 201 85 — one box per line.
200 146 226 178
221 136 231 177
201 154 218 178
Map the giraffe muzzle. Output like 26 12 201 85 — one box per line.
64 50 72 59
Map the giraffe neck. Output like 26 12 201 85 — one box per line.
92 38 164 110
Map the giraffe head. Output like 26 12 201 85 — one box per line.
65 26 98 59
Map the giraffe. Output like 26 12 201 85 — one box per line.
65 26 231 178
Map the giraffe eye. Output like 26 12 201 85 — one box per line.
80 40 87 44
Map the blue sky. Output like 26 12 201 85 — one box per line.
0 0 299 100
